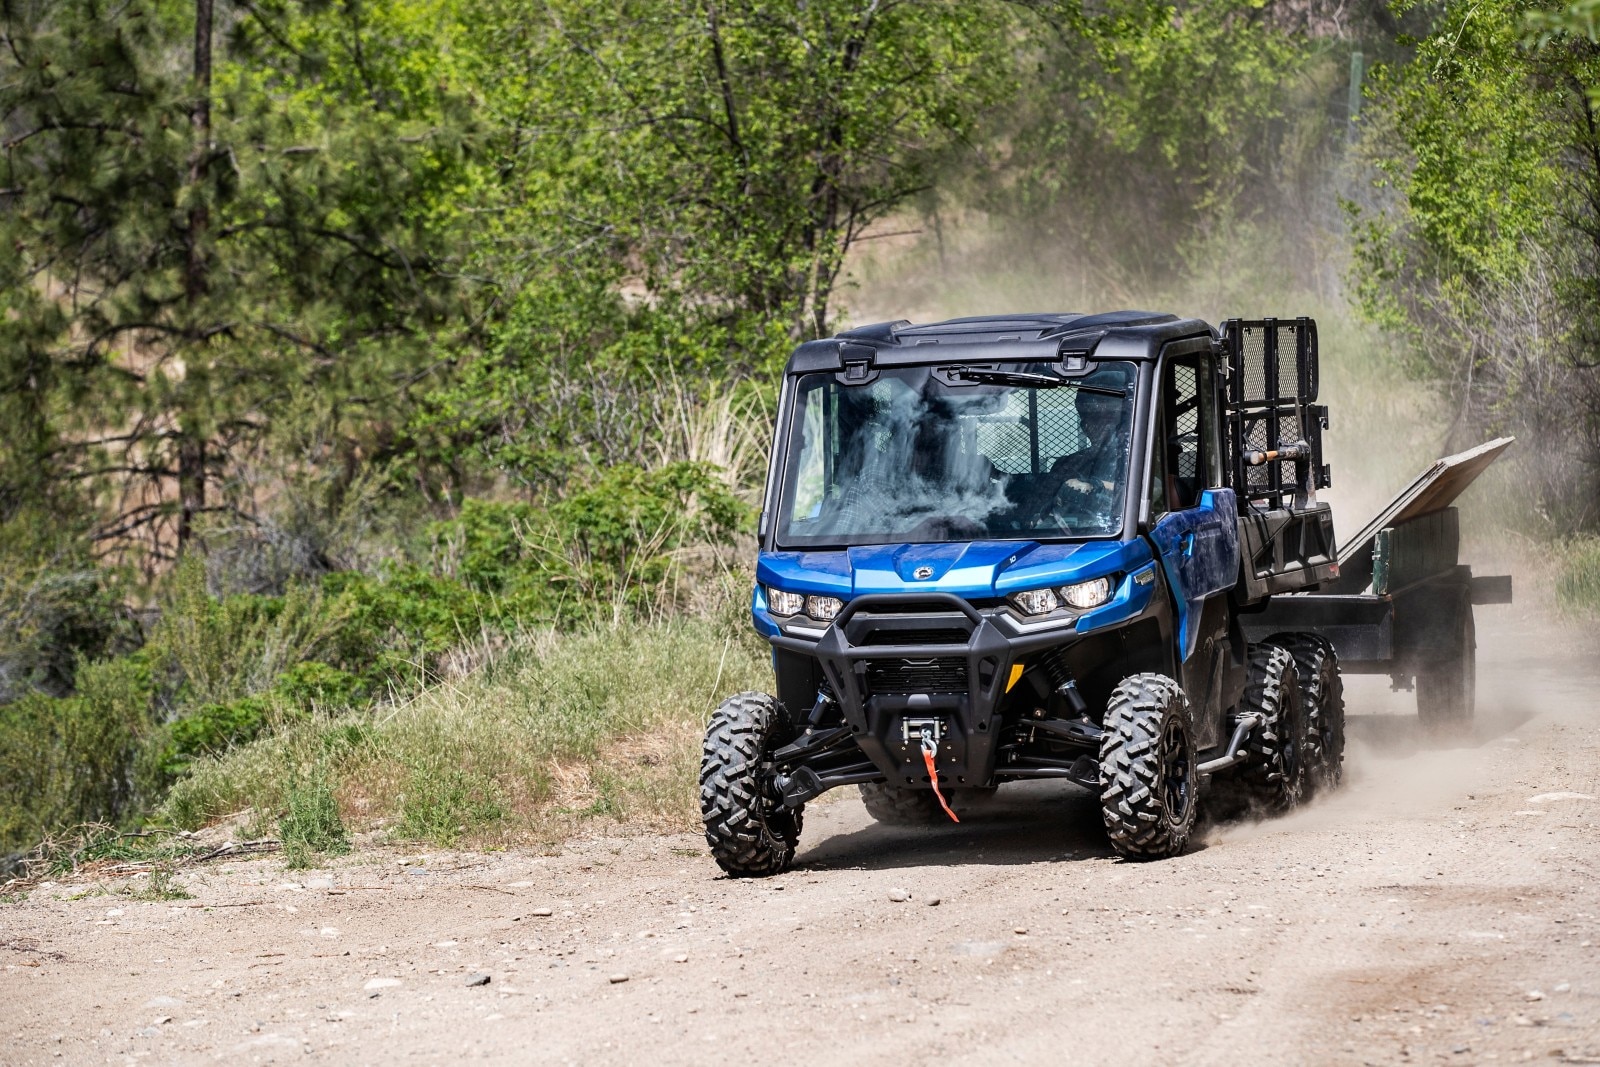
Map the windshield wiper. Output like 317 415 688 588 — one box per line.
945 366 1126 397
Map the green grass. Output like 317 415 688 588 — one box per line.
279 775 351 868
162 612 773 847
1556 536 1600 615
126 865 192 901
30 825 205 878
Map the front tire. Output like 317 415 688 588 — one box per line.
1099 673 1198 859
700 692 802 877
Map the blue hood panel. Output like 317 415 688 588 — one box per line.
757 539 1155 600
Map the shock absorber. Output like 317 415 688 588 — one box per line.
1039 647 1091 719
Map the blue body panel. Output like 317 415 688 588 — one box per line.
1148 488 1241 661
753 538 1159 639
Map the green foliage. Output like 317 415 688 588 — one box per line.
163 697 278 777
0 0 473 563
1350 0 1600 529
0 510 135 702
984 0 1316 294
0 658 157 852
152 559 346 707
279 773 350 869
413 0 1022 493
163 608 772 842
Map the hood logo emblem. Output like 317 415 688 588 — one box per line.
913 566 934 580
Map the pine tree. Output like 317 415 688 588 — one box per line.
0 0 470 567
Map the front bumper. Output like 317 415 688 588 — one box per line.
768 592 1117 789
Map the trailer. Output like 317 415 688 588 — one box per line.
1242 438 1515 730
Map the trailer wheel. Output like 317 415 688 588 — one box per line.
1230 644 1308 813
1099 674 1197 860
1418 602 1475 733
1268 633 1345 795
700 692 803 877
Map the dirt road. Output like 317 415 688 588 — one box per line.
4 606 1599 1065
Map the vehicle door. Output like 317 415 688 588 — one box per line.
1148 348 1239 664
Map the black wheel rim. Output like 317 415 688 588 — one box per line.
1160 715 1192 824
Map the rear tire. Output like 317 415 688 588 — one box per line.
1228 644 1308 813
859 782 942 824
700 692 803 877
1099 673 1197 860
1268 633 1345 795
1418 605 1475 734
858 782 993 825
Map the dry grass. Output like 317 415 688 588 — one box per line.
161 607 773 848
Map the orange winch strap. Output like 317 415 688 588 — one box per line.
921 745 960 823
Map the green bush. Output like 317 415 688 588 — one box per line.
153 559 344 706
398 766 505 847
0 655 156 853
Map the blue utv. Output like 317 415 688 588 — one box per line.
699 312 1506 876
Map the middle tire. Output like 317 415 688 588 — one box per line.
1099 673 1198 859
1267 632 1346 795
1229 643 1309 812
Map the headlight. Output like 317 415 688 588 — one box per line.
1009 588 1061 616
1061 576 1113 610
767 587 805 616
805 595 843 622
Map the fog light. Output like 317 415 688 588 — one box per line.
767 587 805 616
1009 588 1060 616
1060 576 1113 610
805 595 843 621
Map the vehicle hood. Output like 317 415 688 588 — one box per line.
755 539 1154 600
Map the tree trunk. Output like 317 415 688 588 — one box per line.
178 0 213 552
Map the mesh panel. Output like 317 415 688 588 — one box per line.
1243 413 1273 491
1172 365 1199 479
1238 327 1267 403
1276 411 1304 489
1037 388 1086 464
1223 317 1322 508
973 388 1087 475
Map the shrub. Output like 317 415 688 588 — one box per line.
279 773 350 869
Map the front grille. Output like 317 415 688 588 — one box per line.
861 627 969 646
864 657 969 694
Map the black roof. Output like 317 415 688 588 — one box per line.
785 311 1215 374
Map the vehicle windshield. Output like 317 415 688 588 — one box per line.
775 361 1138 548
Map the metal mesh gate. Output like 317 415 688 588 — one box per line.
1219 318 1329 508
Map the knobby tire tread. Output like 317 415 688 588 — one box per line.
1099 673 1197 860
700 691 801 878
1268 632 1346 795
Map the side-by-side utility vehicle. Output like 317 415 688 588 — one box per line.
700 312 1512 876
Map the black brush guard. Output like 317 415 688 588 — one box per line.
782 593 1014 792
